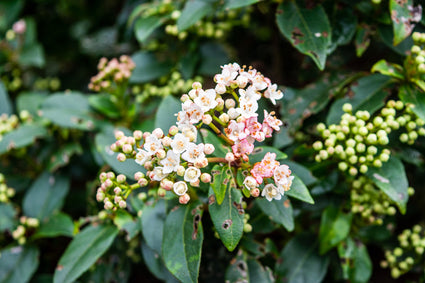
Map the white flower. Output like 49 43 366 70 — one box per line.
225 120 248 141
135 149 151 165
194 89 218 112
274 164 294 193
182 143 205 163
261 184 282 201
160 150 180 173
178 123 198 142
214 63 240 86
150 166 168 181
171 133 189 154
182 101 203 124
239 96 258 118
239 86 261 101
144 135 163 155
264 83 283 105
184 167 201 183
173 181 188 196
227 107 241 120
252 74 268 91
277 176 294 194
243 176 258 190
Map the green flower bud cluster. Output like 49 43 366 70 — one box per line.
350 176 397 225
12 216 39 245
0 173 15 203
314 103 393 176
243 211 252 233
134 71 203 103
97 171 145 211
34 77 61 91
0 113 20 141
381 224 425 279
395 103 425 145
1 69 23 92
409 32 425 75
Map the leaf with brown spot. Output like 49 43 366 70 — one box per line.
390 0 422 45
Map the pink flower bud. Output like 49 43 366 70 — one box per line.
134 172 144 180
169 125 179 136
152 128 164 138
179 193 190 204
117 174 126 183
122 144 133 154
96 192 105 202
161 136 172 147
13 20 26 34
160 179 174 191
107 172 115 179
115 131 125 140
204 143 215 155
104 179 113 188
200 173 212 183
225 152 235 162
110 143 118 152
99 172 107 182
180 94 190 102
190 180 200 187
114 187 122 195
144 161 153 170
104 201 114 210
127 137 136 145
158 188 167 197
117 153 126 162
192 82 202 89
143 132 151 140
133 130 143 140
119 200 127 208
251 188 260 197
138 178 148 187
194 158 208 168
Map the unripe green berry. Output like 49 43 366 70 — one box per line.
316 123 326 132
358 126 368 136
338 162 348 171
400 133 409 142
346 139 356 148
349 167 358 176
418 63 425 73
409 131 418 140
348 155 358 164
373 159 383 167
342 103 352 113
313 141 323 150
367 146 377 155
356 143 366 153
346 147 355 156
360 164 368 173
359 156 366 163
366 134 377 144
319 150 328 160
394 247 403 257
336 132 345 140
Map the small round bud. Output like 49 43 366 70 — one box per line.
122 144 133 154
204 143 215 154
202 114 212 125
133 130 142 140
243 223 252 233
225 152 235 162
313 141 323 150
200 173 212 183
349 167 358 176
338 162 348 171
152 128 164 138
250 188 260 197
179 193 191 204
373 159 382 167
117 153 126 162
316 123 326 132
104 201 114 210
342 103 352 113
138 178 148 187
114 187 122 195
158 188 167 197
115 131 125 140
225 99 236 109
219 113 230 124
119 200 127 208
169 125 179 136
360 165 368 174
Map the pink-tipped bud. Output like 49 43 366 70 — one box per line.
13 20 26 34
204 143 215 155
216 98 225 111
158 188 167 197
133 130 143 140
179 193 190 204
169 125 179 136
192 82 202 89
156 149 166 159
96 192 105 202
144 161 153 170
99 172 107 182
162 136 172 147
143 132 151 140
160 179 174 191
195 158 208 168
138 178 148 187
117 153 126 162
115 131 125 140
176 166 186 176
225 152 235 162
117 174 126 183
122 144 133 154
114 187 122 195
225 99 236 109
127 137 136 145
104 201 114 210
119 200 127 209
202 114 213 125
190 180 200 187
251 188 260 197
180 94 190 102
134 172 144 180
215 83 226 94
110 143 118 152
104 178 113 188
200 173 212 183
152 128 164 138
107 172 115 179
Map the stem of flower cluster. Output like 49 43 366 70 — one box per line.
207 157 227 163
208 122 234 145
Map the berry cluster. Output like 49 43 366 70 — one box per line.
88 55 135 92
409 32 425 75
0 173 15 203
381 225 425 279
11 216 39 245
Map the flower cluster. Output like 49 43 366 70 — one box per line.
97 62 292 207
0 114 19 141
88 55 135 92
0 173 15 203
409 32 425 75
12 216 39 245
313 100 424 176
381 225 425 279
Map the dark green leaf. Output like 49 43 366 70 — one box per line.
209 185 244 252
210 165 233 205
276 233 329 283
399 84 425 122
224 0 259 9
272 127 293 148
366 156 408 214
0 245 39 283
33 212 74 239
0 0 24 31
200 128 230 158
47 143 83 172
247 259 274 283
249 146 287 164
283 160 317 186
329 6 357 53
22 171 70 221
141 200 166 254
390 0 421 46
135 15 169 43
276 2 331 70
177 0 213 31
40 92 97 130
378 24 413 56
0 82 12 115
199 42 229 75
337 237 372 283
141 242 178 283
319 206 352 254
371 59 405 80
154 95 181 131
16 92 47 116
162 201 204 283
88 94 120 119
18 43 45 68
53 224 119 283
327 74 391 125
285 175 314 204
130 51 172 83
355 25 371 57
0 203 16 232
113 210 139 240
0 124 48 154
225 252 249 282
257 196 294 231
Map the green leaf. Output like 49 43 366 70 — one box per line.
95 125 144 179
276 233 329 283
18 43 45 68
371 59 405 80
162 201 204 283
113 210 139 240
327 74 392 125
247 259 274 283
22 171 70 221
200 129 230 158
285 175 314 204
16 92 47 116
283 160 317 186
141 200 166 254
135 15 169 43
338 237 372 283
47 142 83 172
412 78 425 92
53 224 119 283
141 242 178 283
40 92 97 130
318 206 352 254
0 245 39 283
0 0 24 31
199 42 229 75
225 252 249 282
0 82 12 115
0 203 16 232
354 25 371 57
399 84 425 122
366 156 408 214
257 196 294 231
130 51 172 83
88 94 120 119
154 95 181 131
328 5 357 53
276 1 331 70
33 212 74 239
378 24 413 56
0 124 48 154
249 146 287 164
177 0 213 32
209 185 244 251
224 0 259 9
390 0 421 46
210 165 233 205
